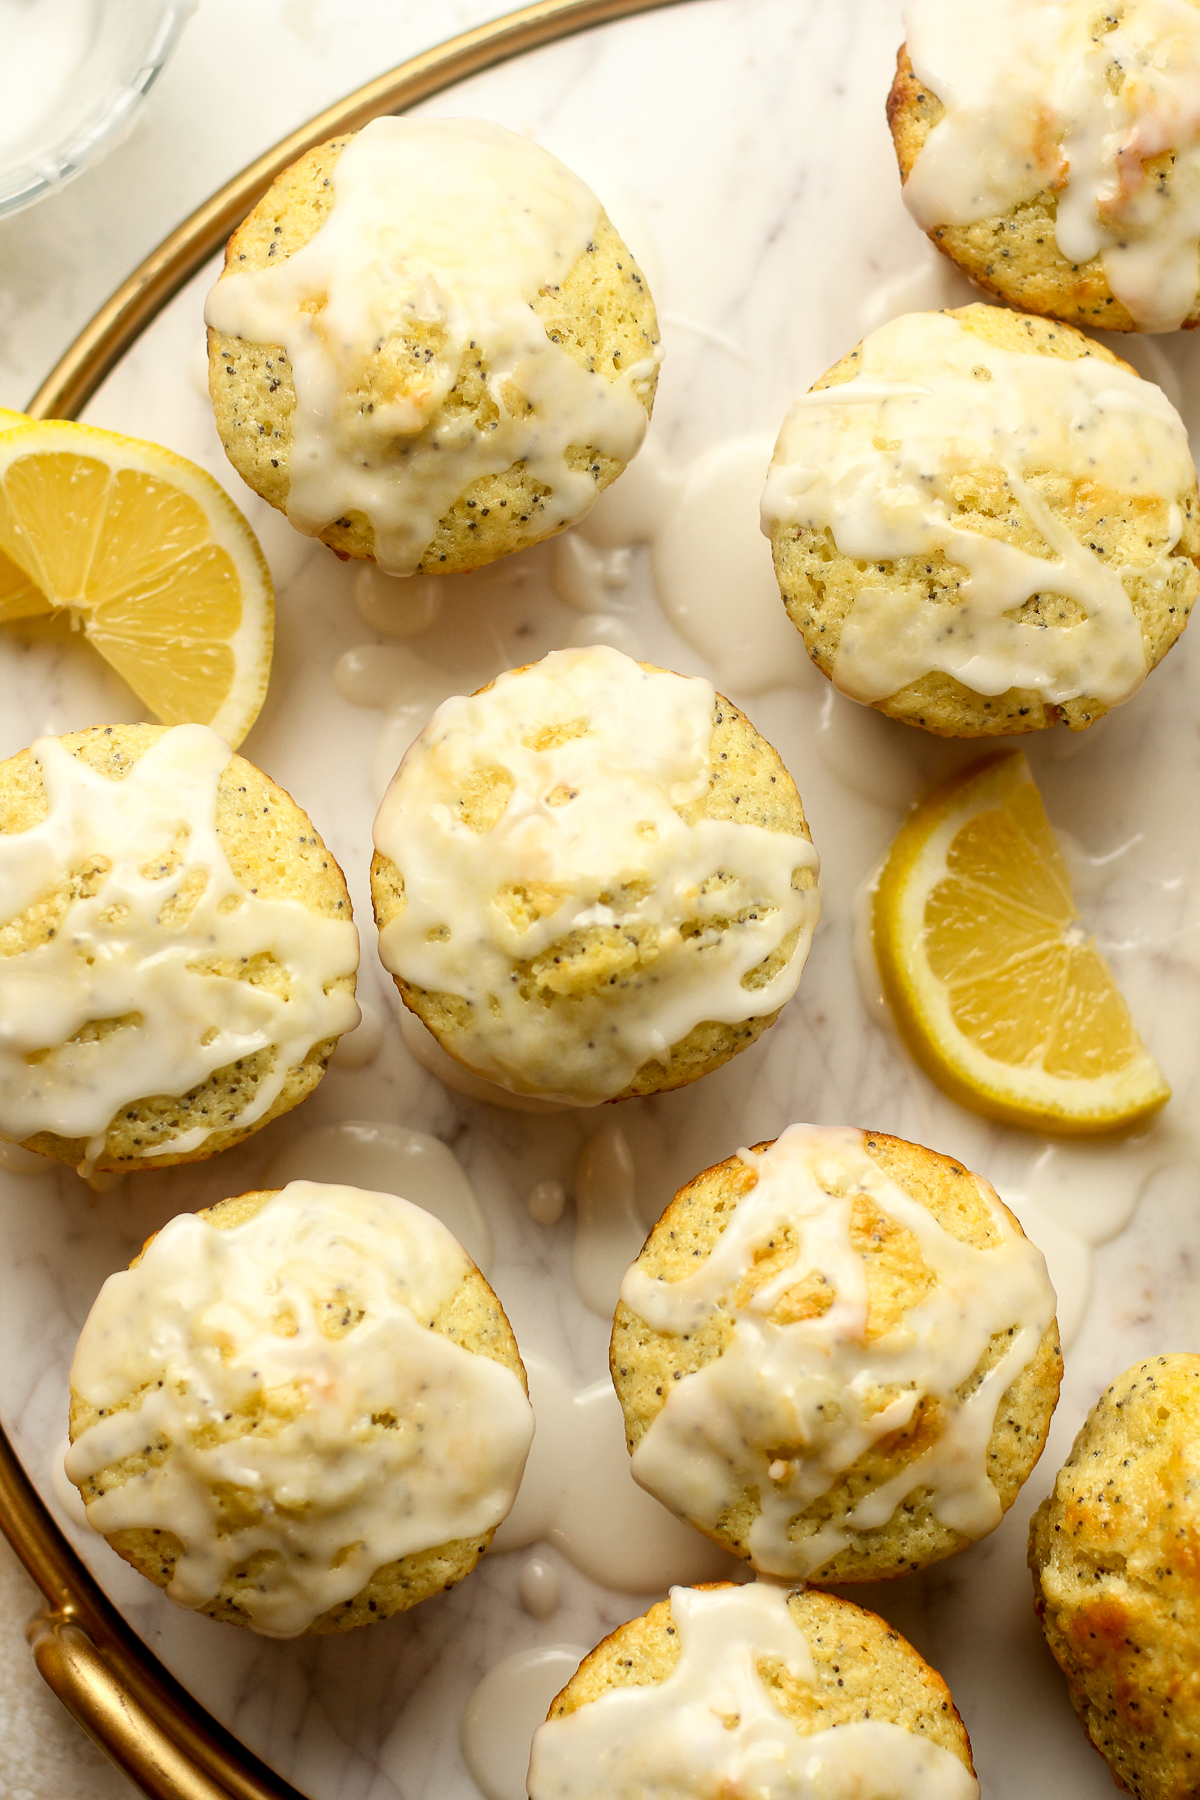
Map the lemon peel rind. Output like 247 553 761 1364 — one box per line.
874 752 1170 1136
0 411 41 621
0 420 273 750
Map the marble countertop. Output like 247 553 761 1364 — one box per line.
1 2 1198 1797
0 7 516 1794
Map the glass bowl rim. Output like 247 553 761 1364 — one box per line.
0 0 198 221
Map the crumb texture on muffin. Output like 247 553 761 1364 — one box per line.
1030 1353 1200 1800
371 645 819 1104
764 304 1199 736
205 117 660 574
527 1581 979 1797
612 1125 1060 1582
891 2 1200 332
66 1181 533 1636
0 723 359 1174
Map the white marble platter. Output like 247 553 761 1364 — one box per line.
2 1 1199 1795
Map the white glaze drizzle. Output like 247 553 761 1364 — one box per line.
204 117 659 574
645 434 814 697
526 1581 980 1799
372 646 819 1104
570 430 814 697
65 1180 534 1638
762 310 1194 708
0 727 359 1165
491 1353 730 1592
463 1642 589 1800
620 1125 1056 1579
262 1117 493 1273
903 0 1200 332
516 1555 561 1619
329 998 383 1068
573 1118 648 1316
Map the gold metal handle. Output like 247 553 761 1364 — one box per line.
28 1612 236 1800
2 1428 298 1800
26 0 688 424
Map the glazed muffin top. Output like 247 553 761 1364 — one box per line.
66 1181 533 1638
612 1125 1060 1583
205 116 660 574
0 723 359 1174
371 645 819 1105
763 304 1199 736
1030 1353 1200 1800
892 0 1200 333
528 1581 979 1798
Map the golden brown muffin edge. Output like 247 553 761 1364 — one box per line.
67 1185 528 1632
207 132 661 573
0 723 356 1174
545 1581 975 1774
1029 1352 1200 1800
610 1128 1062 1582
370 664 816 1102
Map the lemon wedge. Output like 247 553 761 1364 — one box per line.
873 751 1169 1134
0 420 272 748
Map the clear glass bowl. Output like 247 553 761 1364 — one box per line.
0 0 196 219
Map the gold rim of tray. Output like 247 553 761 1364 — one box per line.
2 3 684 1795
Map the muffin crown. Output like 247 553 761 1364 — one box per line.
373 646 819 1103
205 116 659 573
66 1180 534 1638
528 1581 980 1798
1030 1354 1200 1799
619 1123 1056 1578
0 725 358 1166
764 307 1195 709
901 0 1200 331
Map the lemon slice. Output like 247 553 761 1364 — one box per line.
0 420 272 748
874 751 1169 1134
